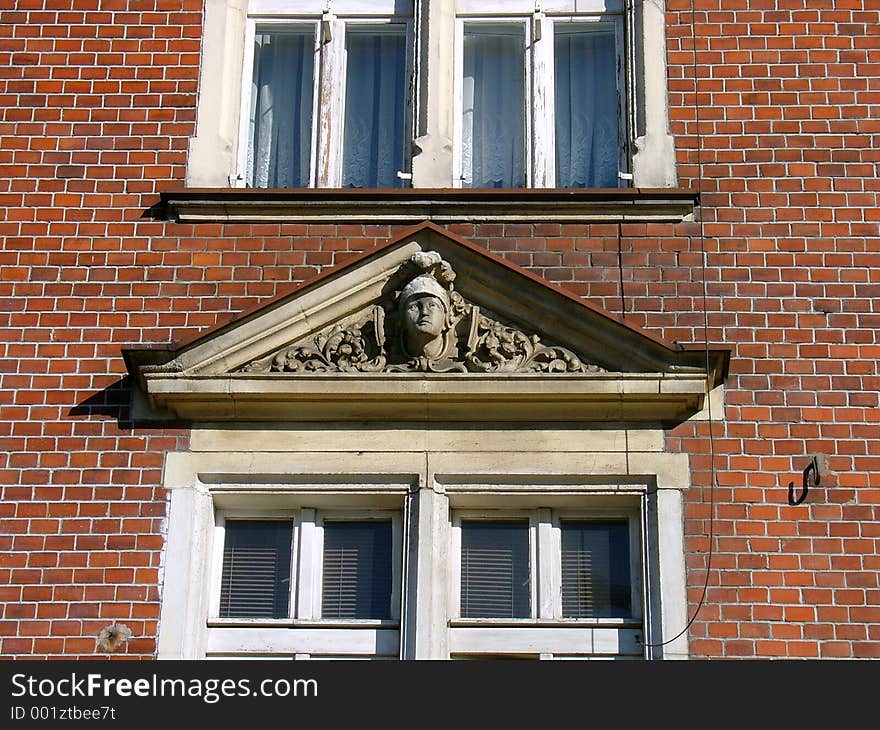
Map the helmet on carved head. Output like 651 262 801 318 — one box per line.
398 274 450 312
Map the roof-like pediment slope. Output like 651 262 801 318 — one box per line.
126 222 727 423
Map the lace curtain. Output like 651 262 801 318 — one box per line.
248 31 314 188
461 27 526 188
342 30 406 188
554 27 620 188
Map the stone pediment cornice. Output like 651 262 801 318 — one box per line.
125 223 728 424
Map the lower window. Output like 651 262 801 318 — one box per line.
208 510 402 659
450 508 643 659
197 495 663 659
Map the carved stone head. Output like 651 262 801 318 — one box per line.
399 275 450 358
393 252 459 361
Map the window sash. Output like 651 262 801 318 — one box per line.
321 520 394 619
451 508 640 623
560 520 632 618
247 27 318 188
341 25 409 188
213 510 401 624
218 520 293 619
460 23 527 188
553 23 623 188
460 520 531 618
454 12 627 189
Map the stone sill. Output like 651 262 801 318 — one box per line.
159 187 699 224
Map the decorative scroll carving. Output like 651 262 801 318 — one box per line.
240 308 386 374
466 314 601 374
238 250 605 375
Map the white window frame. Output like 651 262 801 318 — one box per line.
235 0 414 188
208 507 403 658
452 4 628 188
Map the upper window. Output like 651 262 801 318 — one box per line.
454 11 627 188
238 1 412 189
190 0 678 190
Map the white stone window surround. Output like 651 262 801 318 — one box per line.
187 0 676 189
155 428 691 660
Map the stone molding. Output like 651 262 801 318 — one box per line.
126 224 727 424
160 187 698 223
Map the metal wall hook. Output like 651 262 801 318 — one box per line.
788 456 820 506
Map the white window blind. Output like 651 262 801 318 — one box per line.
560 521 631 618
219 520 292 618
321 521 393 620
460 521 530 618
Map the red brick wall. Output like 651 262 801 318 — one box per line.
664 0 880 658
0 0 203 658
1 1 878 658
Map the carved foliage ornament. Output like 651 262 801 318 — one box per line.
239 251 604 375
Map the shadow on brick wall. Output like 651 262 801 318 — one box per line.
68 376 136 429
69 375 191 432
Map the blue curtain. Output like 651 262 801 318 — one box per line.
248 30 315 188
342 29 407 188
555 27 620 188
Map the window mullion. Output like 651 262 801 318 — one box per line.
531 14 554 188
296 508 319 619
316 15 345 187
390 513 403 621
448 515 462 617
236 20 258 187
615 14 631 183
208 512 227 618
536 508 555 619
451 19 465 188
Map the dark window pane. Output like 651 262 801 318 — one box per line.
460 521 530 618
322 521 393 620
248 30 315 188
342 28 407 188
561 521 631 618
220 521 292 618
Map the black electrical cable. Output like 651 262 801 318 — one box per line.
644 0 718 651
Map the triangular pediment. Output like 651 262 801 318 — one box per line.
126 223 727 423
